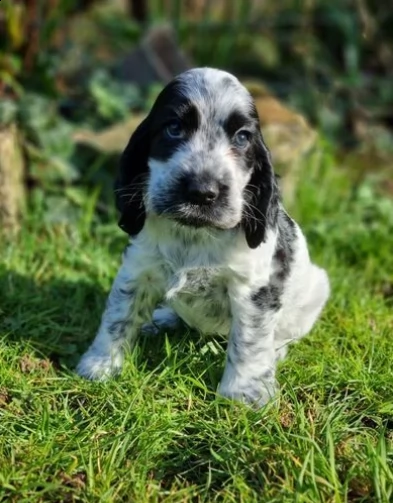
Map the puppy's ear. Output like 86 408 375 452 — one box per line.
242 137 280 249
114 117 151 236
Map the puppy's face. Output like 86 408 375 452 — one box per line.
146 69 261 229
116 68 278 248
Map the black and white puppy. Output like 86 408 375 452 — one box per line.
77 68 330 407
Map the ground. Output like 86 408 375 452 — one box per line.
0 148 392 502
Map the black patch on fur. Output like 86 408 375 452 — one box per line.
150 101 200 162
273 210 297 282
250 211 296 315
249 101 260 121
241 132 280 249
119 286 136 297
115 115 150 237
176 102 199 131
251 285 282 311
223 110 250 137
112 319 132 342
108 320 125 336
115 76 201 236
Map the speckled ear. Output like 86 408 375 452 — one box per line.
242 135 279 249
114 117 151 237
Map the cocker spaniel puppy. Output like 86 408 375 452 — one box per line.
77 68 330 407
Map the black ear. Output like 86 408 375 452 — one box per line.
242 137 280 249
114 117 151 236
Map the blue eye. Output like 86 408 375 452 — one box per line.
233 130 251 148
166 121 184 139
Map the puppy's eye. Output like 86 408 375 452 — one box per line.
165 121 185 139
233 130 251 148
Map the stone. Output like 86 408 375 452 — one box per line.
0 123 26 235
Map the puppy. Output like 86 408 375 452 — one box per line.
77 68 330 407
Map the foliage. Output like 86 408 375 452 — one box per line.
1 0 392 227
155 1 393 146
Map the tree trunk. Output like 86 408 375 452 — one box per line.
0 124 26 236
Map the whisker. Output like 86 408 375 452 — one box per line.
114 182 148 194
114 174 149 193
243 202 268 225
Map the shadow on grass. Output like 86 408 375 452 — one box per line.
0 265 107 370
0 266 223 383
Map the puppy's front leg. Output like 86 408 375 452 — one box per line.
77 245 163 380
218 286 280 407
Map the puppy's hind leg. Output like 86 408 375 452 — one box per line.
296 265 330 339
141 305 182 335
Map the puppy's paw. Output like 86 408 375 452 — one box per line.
218 375 278 408
76 349 123 381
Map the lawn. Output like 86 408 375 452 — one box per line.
0 147 392 502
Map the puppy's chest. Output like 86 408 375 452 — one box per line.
165 267 232 335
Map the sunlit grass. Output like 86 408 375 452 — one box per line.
0 152 392 502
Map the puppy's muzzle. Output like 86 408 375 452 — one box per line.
180 174 227 207
156 172 233 228
185 178 219 205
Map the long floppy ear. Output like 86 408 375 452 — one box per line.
114 117 151 236
242 136 280 249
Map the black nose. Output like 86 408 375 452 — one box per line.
186 179 219 205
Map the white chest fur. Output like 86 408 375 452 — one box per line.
165 267 232 335
127 218 277 336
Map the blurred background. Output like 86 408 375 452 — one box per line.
0 0 392 239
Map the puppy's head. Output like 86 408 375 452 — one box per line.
115 68 279 248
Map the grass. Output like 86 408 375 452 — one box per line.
0 147 392 502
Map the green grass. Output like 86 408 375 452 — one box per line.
0 150 392 502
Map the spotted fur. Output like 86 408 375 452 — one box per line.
76 68 330 408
